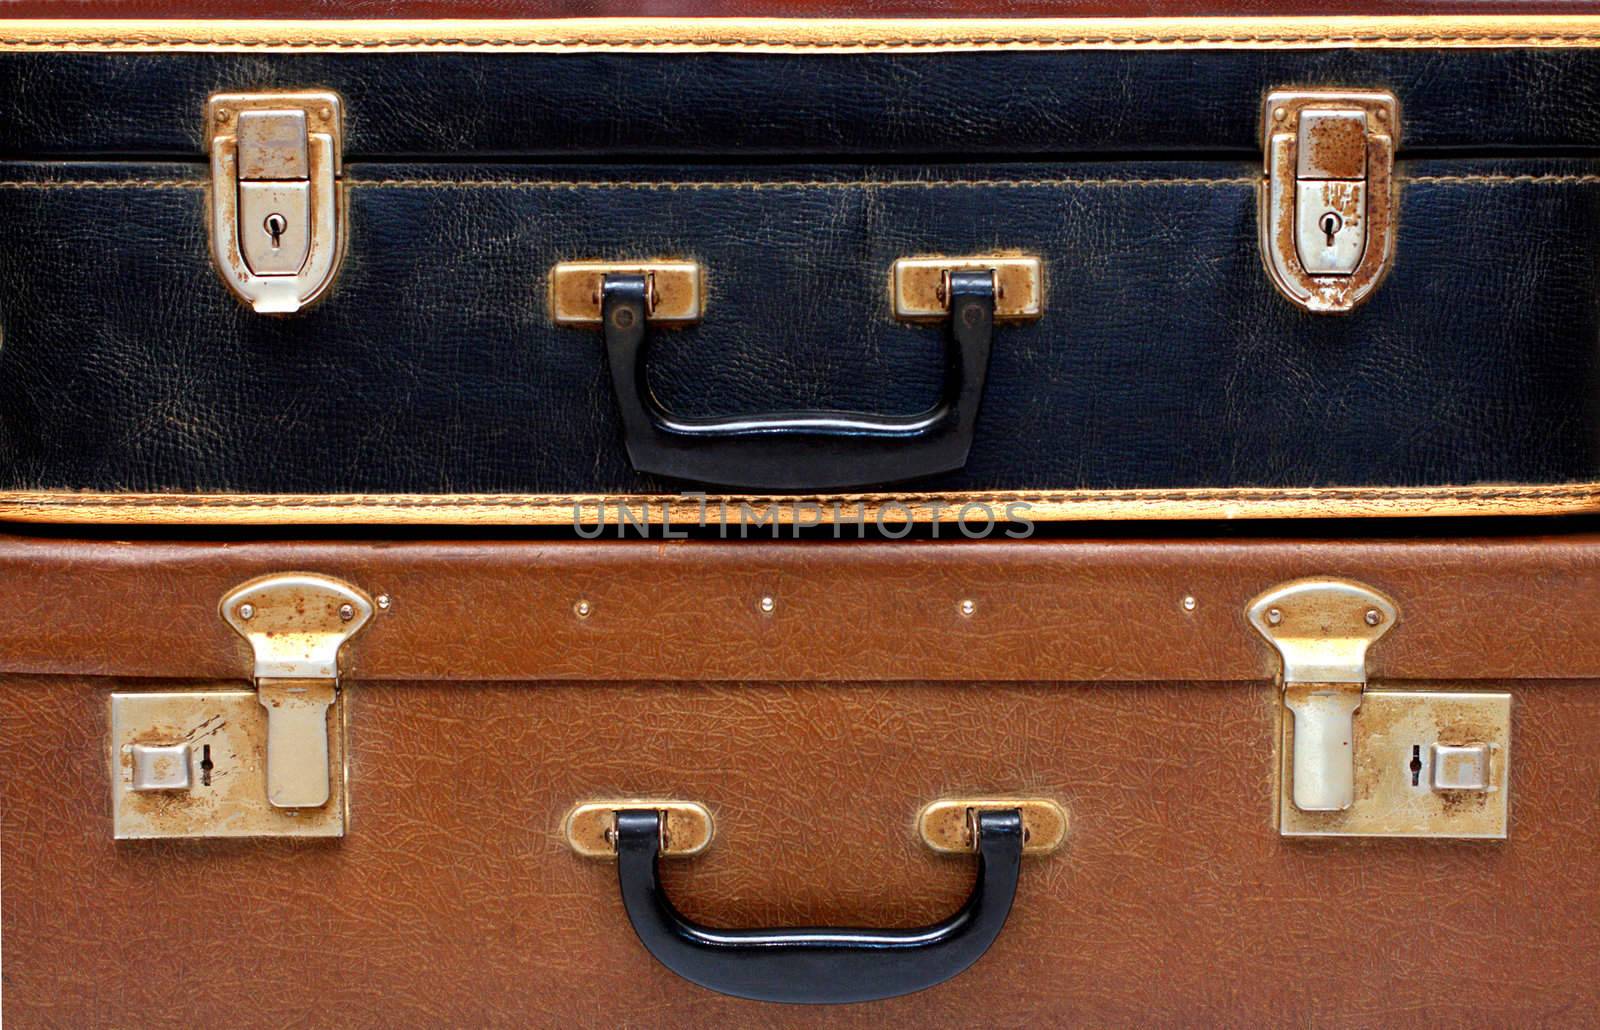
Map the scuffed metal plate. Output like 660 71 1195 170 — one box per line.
110 687 345 839
1280 689 1510 839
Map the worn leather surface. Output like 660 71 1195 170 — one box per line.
9 50 1600 159
2 157 1600 496
6 530 1600 683
4 677 1599 1026
4 533 1599 1023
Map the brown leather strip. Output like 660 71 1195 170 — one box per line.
3 531 1597 682
4 483 1600 525
8 15 1600 53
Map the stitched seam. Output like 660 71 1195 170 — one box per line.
5 486 1598 509
6 33 1600 50
354 177 1259 190
7 175 1600 191
0 179 204 190
1404 173 1600 184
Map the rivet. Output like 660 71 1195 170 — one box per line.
318 106 333 121
574 599 592 618
215 107 231 123
339 603 355 622
1266 607 1283 626
238 603 254 620
1365 608 1382 626
1182 595 1197 612
759 596 775 614
1273 106 1287 122
376 594 391 611
960 599 976 617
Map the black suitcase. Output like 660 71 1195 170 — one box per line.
4 15 1600 524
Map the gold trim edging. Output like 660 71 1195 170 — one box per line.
2 485 1597 525
7 17 1600 54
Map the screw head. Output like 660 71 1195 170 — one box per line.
574 600 592 618
238 603 254 620
339 603 355 622
215 107 231 123
1182 595 1197 612
1364 608 1382 627
1266 607 1283 626
376 594 391 611
959 599 976 617
759 596 775 614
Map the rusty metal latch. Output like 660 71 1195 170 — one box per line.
1259 89 1399 314
1247 578 1397 812
221 573 372 808
207 91 346 314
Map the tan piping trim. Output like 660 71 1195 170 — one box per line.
2 485 1597 525
3 175 1597 191
6 17 1600 54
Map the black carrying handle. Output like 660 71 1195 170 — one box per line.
614 807 1024 1005
601 271 997 490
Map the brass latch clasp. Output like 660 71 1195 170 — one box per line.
1259 89 1399 314
207 91 346 314
221 572 373 809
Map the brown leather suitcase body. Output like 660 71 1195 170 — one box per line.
2 530 1597 1024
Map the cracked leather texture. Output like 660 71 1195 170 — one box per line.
6 45 1600 496
2 158 1600 495
8 50 1600 160
3 533 1600 1023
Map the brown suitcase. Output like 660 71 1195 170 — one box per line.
3 529 1598 1024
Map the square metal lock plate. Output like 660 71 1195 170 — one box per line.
110 688 346 839
1279 689 1510 838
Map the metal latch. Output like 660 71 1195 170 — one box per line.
1248 578 1397 812
221 573 372 808
1249 578 1513 839
1259 89 1399 314
207 91 346 314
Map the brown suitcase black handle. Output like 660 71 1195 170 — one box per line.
601 271 997 490
612 807 1023 1005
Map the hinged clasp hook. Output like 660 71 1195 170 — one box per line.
207 91 346 314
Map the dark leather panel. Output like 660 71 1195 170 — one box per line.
7 48 1600 160
1 159 1598 494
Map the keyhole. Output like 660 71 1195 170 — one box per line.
1409 744 1423 787
1319 210 1343 247
263 212 288 249
200 743 213 787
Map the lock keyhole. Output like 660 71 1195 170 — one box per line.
1319 210 1343 247
263 212 288 249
